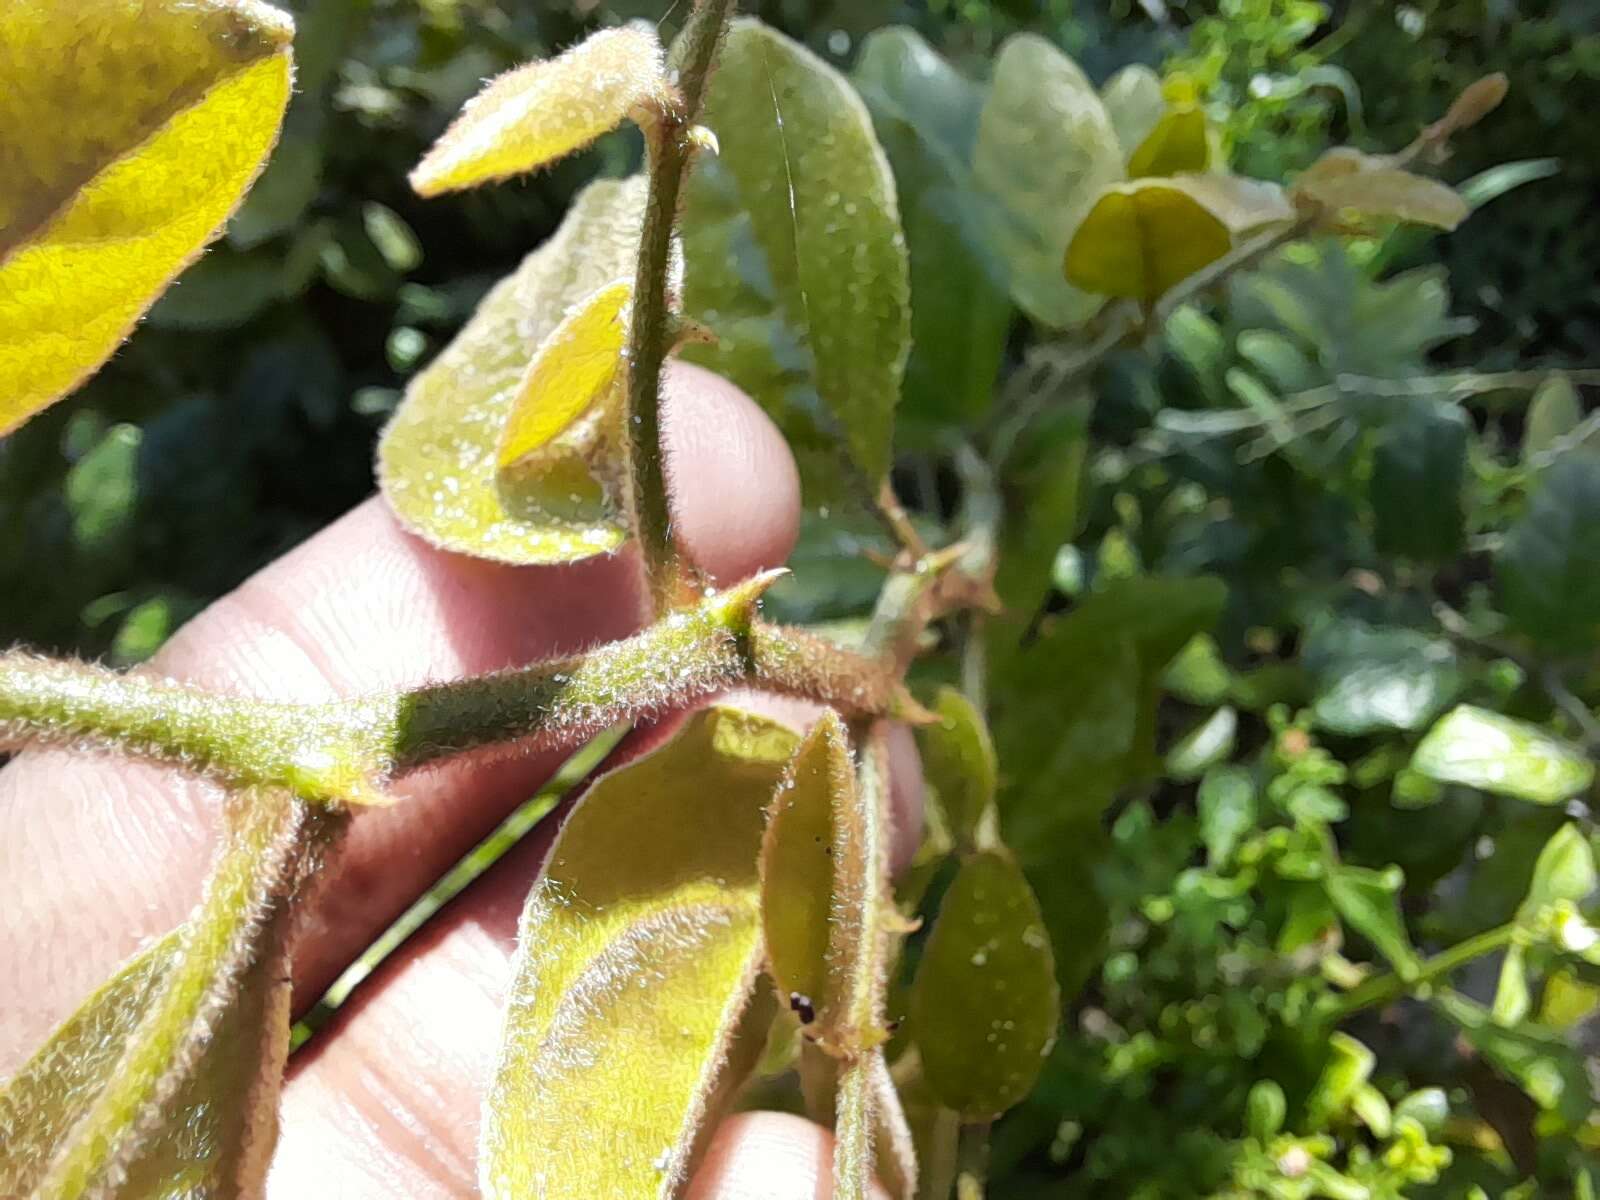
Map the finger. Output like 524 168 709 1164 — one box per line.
268 716 895 1198
687 1113 890 1200
0 362 800 1069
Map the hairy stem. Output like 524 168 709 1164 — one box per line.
0 576 914 804
831 727 896 1199
626 0 737 614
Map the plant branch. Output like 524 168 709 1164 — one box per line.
0 575 918 805
956 1120 993 1200
831 726 896 1199
1324 922 1516 1023
625 0 737 614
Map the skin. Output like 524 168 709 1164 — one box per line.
0 363 915 1198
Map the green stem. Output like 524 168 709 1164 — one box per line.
1325 923 1517 1023
0 576 913 805
625 0 737 614
955 1120 993 1200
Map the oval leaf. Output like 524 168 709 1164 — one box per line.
498 279 632 469
1411 705 1594 805
681 19 909 501
974 34 1124 328
481 706 799 1200
409 25 668 197
917 686 998 846
1065 179 1232 303
760 713 853 1022
0 0 294 435
910 851 1059 1120
1295 157 1468 231
377 176 647 564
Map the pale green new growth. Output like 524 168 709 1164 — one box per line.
481 707 797 1199
975 34 1123 328
1411 704 1594 804
1100 65 1165 158
409 24 670 197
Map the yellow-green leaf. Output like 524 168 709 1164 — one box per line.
0 790 318 1197
910 851 1059 1120
1126 105 1210 177
975 34 1124 328
498 279 632 469
760 713 854 1024
378 176 647 564
1064 179 1232 302
0 0 294 436
918 686 998 847
409 24 668 197
481 707 799 1200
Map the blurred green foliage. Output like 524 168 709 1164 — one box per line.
2 1 1596 1196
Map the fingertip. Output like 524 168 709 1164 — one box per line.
685 1111 891 1200
662 360 802 585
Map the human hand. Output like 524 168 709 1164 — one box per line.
0 363 920 1198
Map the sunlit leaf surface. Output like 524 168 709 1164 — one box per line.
409 25 667 197
681 19 910 501
1412 705 1594 805
1100 64 1165 158
481 707 798 1199
498 279 632 469
378 177 647 564
975 34 1124 328
0 0 294 435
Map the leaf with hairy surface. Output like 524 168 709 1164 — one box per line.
480 706 798 1200
497 279 631 470
0 0 294 435
409 25 668 197
681 19 909 503
377 176 647 564
0 790 329 1197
